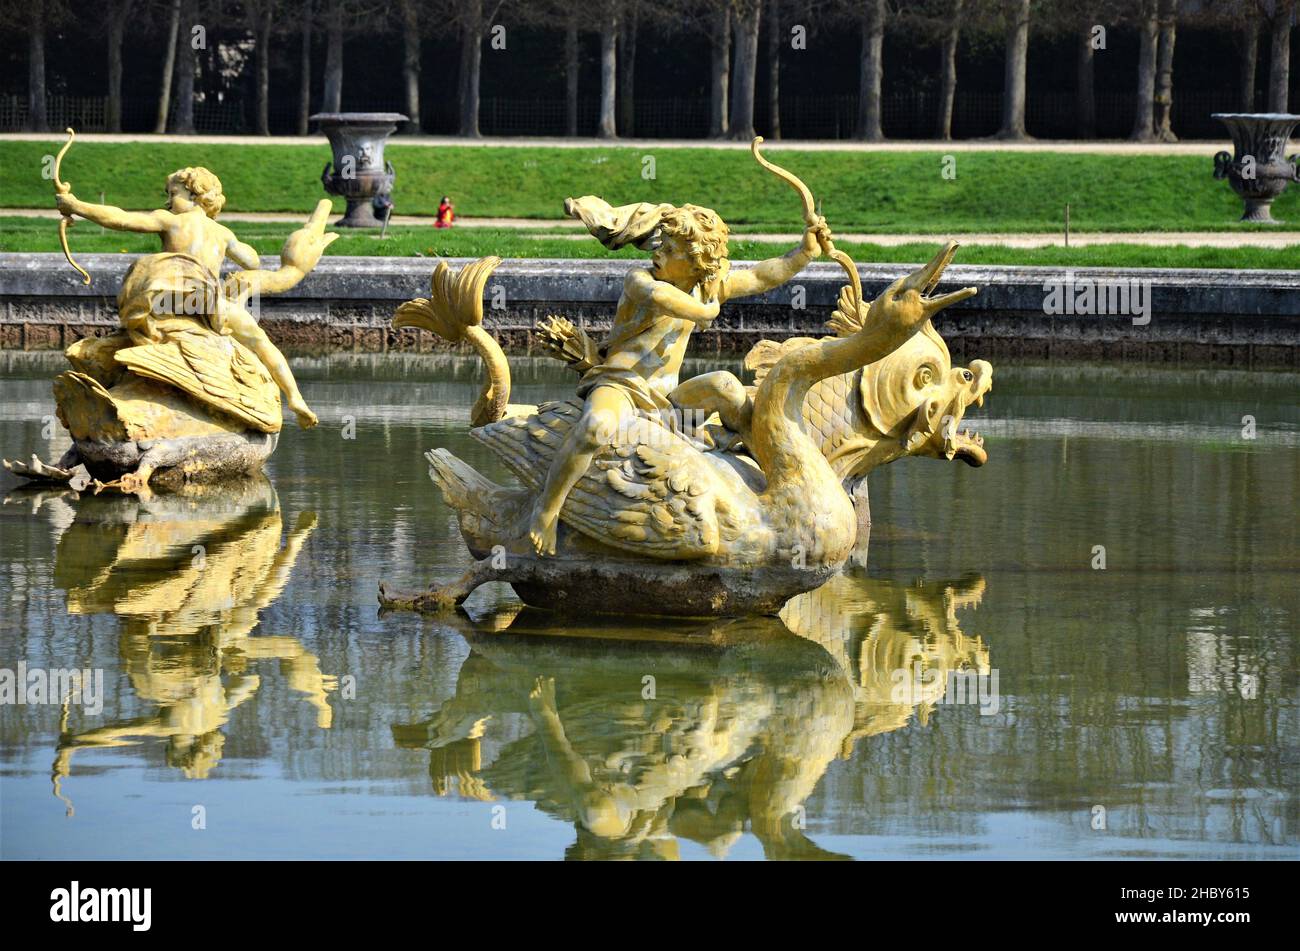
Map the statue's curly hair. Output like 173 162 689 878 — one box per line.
166 166 226 218
659 203 729 299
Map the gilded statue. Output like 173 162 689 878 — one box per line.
5 130 335 495
381 139 992 617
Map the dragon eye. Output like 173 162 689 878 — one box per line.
962 369 974 382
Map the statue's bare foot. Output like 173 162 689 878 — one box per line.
527 508 558 556
290 401 318 429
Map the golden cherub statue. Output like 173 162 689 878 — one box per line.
523 195 831 556
5 132 336 495
382 139 994 618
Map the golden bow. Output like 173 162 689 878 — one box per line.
750 135 860 307
54 127 91 286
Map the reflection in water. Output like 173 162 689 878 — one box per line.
392 571 989 860
17 478 335 814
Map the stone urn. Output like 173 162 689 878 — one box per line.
311 112 408 227
1212 113 1300 223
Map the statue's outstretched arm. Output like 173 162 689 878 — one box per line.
55 193 164 234
224 199 337 302
721 224 824 300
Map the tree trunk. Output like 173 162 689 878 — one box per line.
1236 26 1258 113
107 1 132 133
153 0 181 133
255 9 272 135
1129 1 1157 141
1269 13 1291 113
297 1 313 135
1153 0 1177 143
767 0 781 138
323 0 343 113
728 3 761 140
856 0 885 141
618 8 637 136
709 6 730 138
401 0 422 132
27 0 47 132
997 0 1030 139
936 0 962 140
597 12 618 138
171 0 197 134
565 21 579 136
1075 23 1096 138
458 0 482 137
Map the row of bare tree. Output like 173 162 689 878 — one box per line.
7 0 1291 140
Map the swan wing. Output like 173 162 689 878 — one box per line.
471 400 753 559
114 330 281 433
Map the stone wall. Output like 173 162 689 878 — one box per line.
4 252 1299 367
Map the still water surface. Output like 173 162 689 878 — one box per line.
1 352 1297 860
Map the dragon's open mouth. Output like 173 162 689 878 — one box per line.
912 241 978 312
945 427 987 467
938 360 992 467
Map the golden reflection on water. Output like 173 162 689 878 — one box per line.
392 571 991 860
27 478 336 814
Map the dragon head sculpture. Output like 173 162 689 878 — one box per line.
744 254 992 482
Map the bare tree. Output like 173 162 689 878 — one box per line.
1130 0 1158 140
1236 25 1259 110
897 0 963 140
710 4 730 137
766 0 781 138
106 0 135 132
854 0 887 140
566 20 579 135
398 0 422 132
938 0 964 140
240 0 281 136
297 0 314 134
27 0 49 131
451 0 506 137
997 0 1031 139
597 5 618 137
1259 0 1296 111
729 0 762 139
1153 0 1177 142
153 0 182 132
322 0 344 112
618 1 639 135
170 0 198 134
1075 17 1096 138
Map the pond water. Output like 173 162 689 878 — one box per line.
1 351 1297 861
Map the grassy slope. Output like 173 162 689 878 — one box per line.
0 140 1290 233
0 219 1292 269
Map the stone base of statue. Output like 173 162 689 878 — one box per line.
5 330 280 494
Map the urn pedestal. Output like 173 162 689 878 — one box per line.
1212 113 1300 223
311 112 408 228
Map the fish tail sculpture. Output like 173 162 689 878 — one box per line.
393 255 513 427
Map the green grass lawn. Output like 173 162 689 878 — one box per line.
0 139 1288 234
0 218 1292 269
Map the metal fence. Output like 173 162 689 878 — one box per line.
1 89 1240 139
